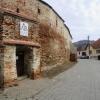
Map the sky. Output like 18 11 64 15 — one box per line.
43 0 100 42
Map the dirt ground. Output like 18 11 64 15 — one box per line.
42 61 76 78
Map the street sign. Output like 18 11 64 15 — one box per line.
20 21 28 36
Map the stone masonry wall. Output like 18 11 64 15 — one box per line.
23 47 41 79
38 1 71 69
1 0 38 20
1 0 72 71
0 13 3 40
32 48 41 79
4 45 17 87
0 10 4 88
1 0 39 44
2 14 39 43
0 47 4 88
24 47 33 78
0 0 73 87
63 25 72 60
39 24 69 68
2 13 41 85
0 0 41 87
0 0 2 8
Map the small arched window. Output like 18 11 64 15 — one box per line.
16 8 20 13
38 8 41 14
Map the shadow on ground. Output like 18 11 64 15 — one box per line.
42 62 77 79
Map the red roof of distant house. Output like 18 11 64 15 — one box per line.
92 39 100 49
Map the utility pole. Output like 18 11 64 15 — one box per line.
88 36 90 59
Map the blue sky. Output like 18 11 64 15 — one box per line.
43 0 100 42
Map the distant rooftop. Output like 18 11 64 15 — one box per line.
92 39 100 49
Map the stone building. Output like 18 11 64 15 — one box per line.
0 0 72 88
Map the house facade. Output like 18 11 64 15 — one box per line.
90 39 100 59
77 39 100 59
77 44 89 58
0 0 73 88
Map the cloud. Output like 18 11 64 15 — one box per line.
43 0 100 41
58 0 66 5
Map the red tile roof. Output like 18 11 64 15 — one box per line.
92 39 100 49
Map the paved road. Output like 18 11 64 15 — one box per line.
34 59 100 100
0 59 100 100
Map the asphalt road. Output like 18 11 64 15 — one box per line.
0 59 100 100
34 59 100 100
